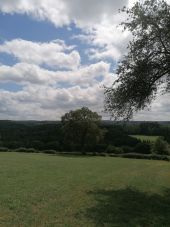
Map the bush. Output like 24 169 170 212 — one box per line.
14 147 28 152
119 153 170 161
152 137 169 155
43 150 57 154
133 142 151 154
26 148 38 153
44 141 60 151
31 140 45 150
13 147 38 153
121 153 147 159
0 147 9 152
93 144 107 153
4 141 24 149
105 145 123 154
121 146 134 153
149 154 170 161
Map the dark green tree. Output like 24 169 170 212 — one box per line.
105 0 170 120
61 107 104 152
152 137 169 155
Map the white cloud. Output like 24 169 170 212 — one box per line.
0 0 169 120
0 61 111 87
0 77 113 120
0 39 80 70
0 79 168 121
1 0 169 64
0 52 115 120
0 0 131 63
134 94 170 121
0 0 128 27
73 12 131 62
0 1 131 63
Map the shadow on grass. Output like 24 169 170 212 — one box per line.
84 187 170 227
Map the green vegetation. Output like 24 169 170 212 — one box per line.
61 107 104 153
105 0 170 120
152 137 170 155
0 152 170 226
0 120 170 158
130 135 160 142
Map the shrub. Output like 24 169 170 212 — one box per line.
45 141 60 150
100 153 108 156
26 148 38 153
14 147 28 152
120 153 170 161
0 147 9 152
43 150 57 154
121 146 134 153
31 140 44 150
152 137 169 155
149 154 169 161
4 141 24 149
13 147 38 153
133 142 151 154
105 145 123 154
121 153 147 159
93 144 107 153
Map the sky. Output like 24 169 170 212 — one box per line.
0 0 169 121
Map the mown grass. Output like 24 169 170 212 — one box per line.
0 152 170 226
130 134 160 142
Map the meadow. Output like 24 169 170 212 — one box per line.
130 135 160 142
0 152 170 227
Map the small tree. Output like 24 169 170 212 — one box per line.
152 137 169 155
61 107 104 153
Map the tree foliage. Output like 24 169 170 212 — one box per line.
61 107 104 152
105 0 170 120
152 137 169 155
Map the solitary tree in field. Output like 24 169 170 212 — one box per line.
61 107 104 152
105 0 170 120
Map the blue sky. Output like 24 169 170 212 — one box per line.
0 0 169 120
0 14 91 66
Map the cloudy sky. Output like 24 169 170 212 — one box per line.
0 0 169 121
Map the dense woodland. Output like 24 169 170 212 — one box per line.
0 120 170 158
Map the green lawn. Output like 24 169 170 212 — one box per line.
130 135 160 142
0 152 170 227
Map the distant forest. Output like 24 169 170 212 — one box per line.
0 121 170 155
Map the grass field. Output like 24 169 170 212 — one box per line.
130 135 160 142
0 152 170 227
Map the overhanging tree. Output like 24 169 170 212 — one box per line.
105 0 170 120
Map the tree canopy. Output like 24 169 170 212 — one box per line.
61 107 104 152
105 0 170 120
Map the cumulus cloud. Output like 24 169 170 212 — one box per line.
0 0 169 120
0 77 113 120
82 18 130 62
0 0 128 27
0 61 111 87
71 8 131 63
0 50 114 120
0 78 168 121
0 39 80 70
134 94 170 121
0 1 131 63
0 0 131 63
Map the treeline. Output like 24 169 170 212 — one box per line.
0 121 62 151
0 120 169 155
0 121 138 151
124 122 170 143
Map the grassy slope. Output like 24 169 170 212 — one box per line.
0 152 170 227
130 135 160 142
